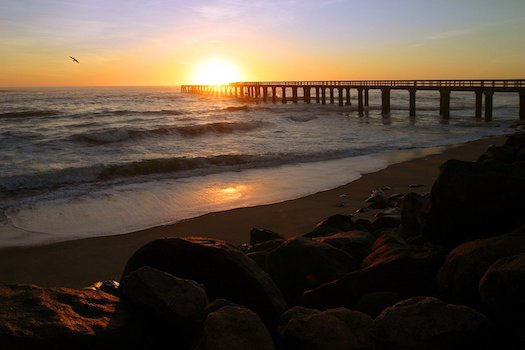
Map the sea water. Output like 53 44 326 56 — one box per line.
0 86 520 247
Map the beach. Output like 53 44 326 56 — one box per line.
0 135 506 288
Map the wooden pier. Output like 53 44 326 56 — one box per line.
181 80 525 121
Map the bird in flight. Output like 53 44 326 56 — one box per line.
69 56 79 64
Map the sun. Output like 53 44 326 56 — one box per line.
193 59 242 85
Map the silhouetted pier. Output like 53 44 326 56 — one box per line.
181 80 525 121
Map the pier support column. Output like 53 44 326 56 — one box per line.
358 88 364 114
292 87 298 103
282 87 287 104
409 89 416 117
316 87 320 103
475 90 483 119
381 88 391 114
321 88 326 105
520 90 525 120
262 87 268 102
364 89 369 107
484 90 494 122
440 89 451 119
338 88 344 106
272 87 277 103
346 88 351 105
304 86 311 103
329 88 335 104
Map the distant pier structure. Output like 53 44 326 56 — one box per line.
181 80 525 121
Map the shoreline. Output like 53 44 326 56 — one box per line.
0 135 507 288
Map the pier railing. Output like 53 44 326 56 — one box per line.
231 80 525 88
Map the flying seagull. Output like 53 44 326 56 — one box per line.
69 56 79 64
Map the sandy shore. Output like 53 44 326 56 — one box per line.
0 136 507 288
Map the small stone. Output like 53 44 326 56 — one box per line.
408 184 424 188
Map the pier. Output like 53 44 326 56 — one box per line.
181 80 525 121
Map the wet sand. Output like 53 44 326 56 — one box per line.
0 136 506 288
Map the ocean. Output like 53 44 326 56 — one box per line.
0 86 520 247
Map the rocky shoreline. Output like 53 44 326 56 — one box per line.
1 133 525 350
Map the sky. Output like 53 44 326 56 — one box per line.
1 0 525 86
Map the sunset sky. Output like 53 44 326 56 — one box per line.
1 0 525 87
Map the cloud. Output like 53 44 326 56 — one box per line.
426 28 476 41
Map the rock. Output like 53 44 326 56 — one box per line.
199 305 274 350
250 228 284 245
121 237 287 329
477 133 525 164
408 183 424 188
437 226 525 307
354 218 374 232
353 291 401 318
278 306 375 350
0 284 138 350
479 253 525 344
266 237 358 304
362 233 444 270
423 159 525 248
372 215 402 230
247 239 285 254
247 251 270 272
85 280 120 296
365 189 390 209
401 192 428 237
314 231 375 263
120 266 208 328
375 296 493 350
300 237 444 310
304 214 355 238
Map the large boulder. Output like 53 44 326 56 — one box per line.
120 266 208 328
400 192 428 237
277 306 375 350
250 228 284 245
199 305 274 350
121 237 287 329
479 253 525 346
266 238 358 304
437 226 525 307
300 238 444 311
478 132 525 165
375 297 493 350
423 159 525 248
0 284 138 350
314 231 375 263
304 214 355 238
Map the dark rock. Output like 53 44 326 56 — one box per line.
353 291 401 318
314 231 374 263
365 189 390 209
437 226 525 307
401 192 427 237
247 251 269 272
0 284 138 350
300 237 444 310
423 159 525 248
304 214 355 238
356 207 370 213
408 183 424 188
121 237 287 329
479 253 525 345
354 218 374 232
120 266 208 328
277 306 375 350
477 133 525 164
266 238 358 304
250 228 284 245
375 296 493 350
199 305 274 350
362 233 444 270
247 239 285 254
372 215 402 230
